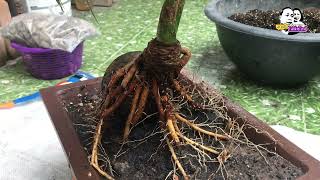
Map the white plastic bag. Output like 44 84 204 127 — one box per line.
0 13 99 52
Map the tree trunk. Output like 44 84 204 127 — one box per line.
156 0 186 45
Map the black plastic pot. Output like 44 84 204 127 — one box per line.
205 0 320 86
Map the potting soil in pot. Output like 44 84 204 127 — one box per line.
62 80 303 180
229 8 320 33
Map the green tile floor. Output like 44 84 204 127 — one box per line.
0 0 319 134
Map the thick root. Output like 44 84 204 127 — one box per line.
152 79 165 125
107 67 126 92
92 71 139 178
131 85 149 125
123 85 142 141
166 137 189 180
179 47 191 67
173 120 182 135
100 80 137 119
91 119 114 180
106 56 138 93
123 84 149 141
99 86 123 114
166 115 180 143
121 63 137 88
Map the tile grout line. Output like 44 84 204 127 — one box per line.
300 95 307 133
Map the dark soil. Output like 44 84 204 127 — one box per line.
229 8 320 33
62 82 303 180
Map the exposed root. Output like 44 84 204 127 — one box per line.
91 163 114 180
179 47 191 67
172 78 205 110
100 80 137 119
91 120 114 180
152 79 165 124
166 137 189 180
172 79 193 103
131 85 150 125
91 68 140 179
177 132 219 155
217 149 231 164
107 67 126 92
167 115 180 143
123 84 149 141
173 120 182 135
121 63 137 88
99 86 123 113
106 57 138 92
175 113 230 140
123 85 142 141
86 41 274 180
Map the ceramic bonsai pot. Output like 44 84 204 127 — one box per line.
40 69 320 180
204 0 320 86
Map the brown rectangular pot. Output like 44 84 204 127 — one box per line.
40 70 320 180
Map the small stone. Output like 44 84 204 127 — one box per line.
78 103 83 106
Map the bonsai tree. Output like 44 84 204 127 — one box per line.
54 1 307 179
54 0 249 179
92 1 232 179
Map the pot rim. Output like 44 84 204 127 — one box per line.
204 0 320 42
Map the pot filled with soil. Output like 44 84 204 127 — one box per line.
205 0 320 86
41 67 320 180
42 0 320 179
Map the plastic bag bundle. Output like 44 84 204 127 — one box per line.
0 13 99 52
